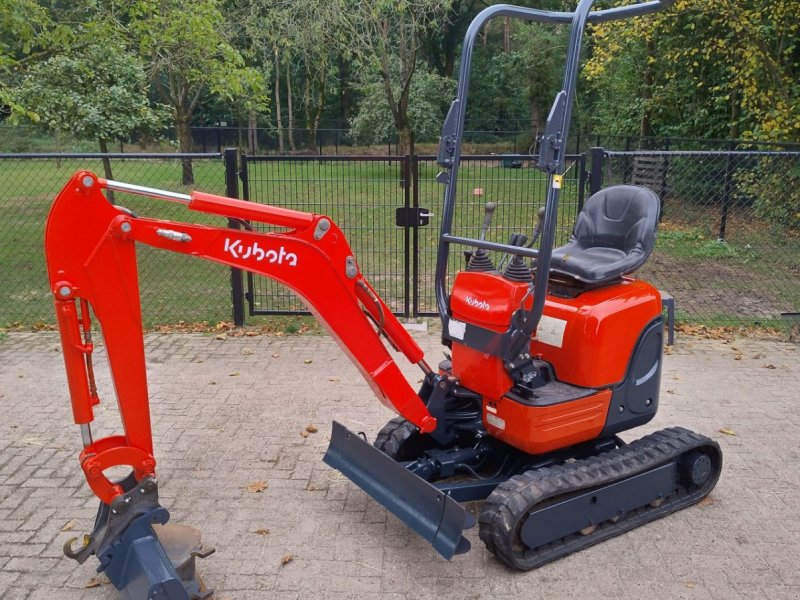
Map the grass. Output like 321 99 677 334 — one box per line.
1 155 579 328
1 152 796 330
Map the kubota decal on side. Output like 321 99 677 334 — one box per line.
224 238 298 266
465 295 490 310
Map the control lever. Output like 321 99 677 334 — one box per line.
478 201 497 241
529 207 546 247
466 201 497 272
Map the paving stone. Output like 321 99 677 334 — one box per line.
0 331 798 599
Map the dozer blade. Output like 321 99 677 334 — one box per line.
323 421 475 559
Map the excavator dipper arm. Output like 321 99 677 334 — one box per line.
45 170 436 506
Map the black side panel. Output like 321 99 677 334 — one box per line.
601 317 663 437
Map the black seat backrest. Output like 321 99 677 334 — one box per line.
574 185 660 255
549 185 660 285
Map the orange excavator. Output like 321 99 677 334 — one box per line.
45 1 720 598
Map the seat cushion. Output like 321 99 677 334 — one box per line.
548 185 659 285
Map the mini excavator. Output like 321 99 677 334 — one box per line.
45 1 721 598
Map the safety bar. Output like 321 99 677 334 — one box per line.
434 0 673 339
442 235 540 260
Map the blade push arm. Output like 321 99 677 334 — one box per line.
46 171 436 504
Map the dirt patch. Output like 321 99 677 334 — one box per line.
640 252 788 319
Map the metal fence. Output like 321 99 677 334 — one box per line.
2 148 797 330
595 149 800 326
0 153 231 328
240 154 586 317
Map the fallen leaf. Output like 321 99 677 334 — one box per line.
300 430 310 438
215 333 227 341
664 346 673 355
719 427 736 436
61 520 74 532
247 480 268 493
254 528 270 536
697 496 715 507
752 353 765 360
229 371 240 377
245 331 259 337
666 389 675 394
210 381 216 385
272 353 280 358
242 349 254 355
305 424 318 434
328 377 340 382
85 578 102 589
281 554 294 565
686 582 696 589
303 359 313 364
762 364 776 369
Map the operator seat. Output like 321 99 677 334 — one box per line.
549 185 660 286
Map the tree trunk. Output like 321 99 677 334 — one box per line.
338 54 352 122
248 110 258 154
175 113 194 185
274 46 284 153
729 89 740 140
286 62 296 152
304 75 317 154
638 38 655 149
503 17 511 53
398 125 413 157
98 139 115 203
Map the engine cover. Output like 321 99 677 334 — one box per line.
449 271 663 454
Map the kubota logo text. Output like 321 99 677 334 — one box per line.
465 296 490 310
224 238 298 266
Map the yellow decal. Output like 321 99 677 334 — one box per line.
552 174 563 189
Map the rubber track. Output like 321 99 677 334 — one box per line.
373 417 415 459
478 427 722 570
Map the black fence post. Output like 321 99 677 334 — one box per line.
577 153 587 212
718 141 736 240
411 154 420 318
589 147 604 195
224 148 246 326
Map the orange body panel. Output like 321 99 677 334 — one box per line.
450 272 531 399
449 270 662 454
529 279 663 388
485 390 612 454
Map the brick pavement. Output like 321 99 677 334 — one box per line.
0 330 798 600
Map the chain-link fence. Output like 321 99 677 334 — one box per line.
0 153 232 328
601 149 800 326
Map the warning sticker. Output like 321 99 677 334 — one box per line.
448 318 466 341
536 315 567 348
486 412 506 430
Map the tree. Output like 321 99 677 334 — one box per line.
248 0 341 153
0 0 74 118
584 0 800 142
13 42 164 197
349 66 454 146
342 0 454 155
108 0 266 183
